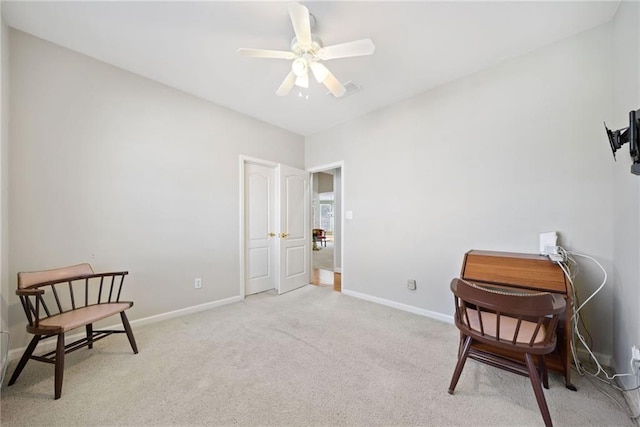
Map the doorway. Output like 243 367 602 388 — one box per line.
309 163 343 292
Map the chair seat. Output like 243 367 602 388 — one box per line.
465 309 547 344
38 302 132 332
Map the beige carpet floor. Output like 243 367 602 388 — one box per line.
0 285 635 426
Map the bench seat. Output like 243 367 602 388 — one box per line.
36 302 133 333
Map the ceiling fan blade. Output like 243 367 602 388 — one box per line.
319 67 346 98
317 39 376 60
288 2 312 48
276 71 297 96
237 48 296 60
309 62 330 83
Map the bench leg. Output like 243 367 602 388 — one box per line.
86 324 93 349
120 312 138 354
85 323 93 348
54 334 65 399
8 335 41 386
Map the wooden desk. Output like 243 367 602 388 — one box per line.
460 250 576 390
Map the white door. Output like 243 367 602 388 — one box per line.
277 164 310 294
245 163 277 295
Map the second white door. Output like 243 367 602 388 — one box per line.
277 164 310 294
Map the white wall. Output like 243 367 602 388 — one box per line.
612 0 640 393
1 18 9 336
7 30 304 350
306 25 615 358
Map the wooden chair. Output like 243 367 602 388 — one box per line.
312 229 327 247
448 278 566 427
8 263 138 399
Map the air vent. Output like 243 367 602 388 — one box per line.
328 81 362 99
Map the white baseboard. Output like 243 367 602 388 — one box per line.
130 296 242 329
7 295 242 361
342 289 454 324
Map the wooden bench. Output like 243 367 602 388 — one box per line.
8 263 138 399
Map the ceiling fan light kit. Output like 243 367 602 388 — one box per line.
237 2 375 98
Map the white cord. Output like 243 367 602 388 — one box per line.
553 249 640 420
554 248 637 382
569 252 607 317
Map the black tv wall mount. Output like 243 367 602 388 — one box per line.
604 109 640 175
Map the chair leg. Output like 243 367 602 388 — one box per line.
54 334 65 399
86 324 93 349
448 335 472 395
538 355 549 389
120 312 138 354
525 353 553 427
456 335 465 358
8 335 41 386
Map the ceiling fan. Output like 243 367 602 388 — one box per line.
237 2 375 98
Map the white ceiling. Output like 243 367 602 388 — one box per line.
2 1 619 136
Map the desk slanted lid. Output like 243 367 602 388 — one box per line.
460 250 568 293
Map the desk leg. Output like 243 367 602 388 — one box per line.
562 295 577 391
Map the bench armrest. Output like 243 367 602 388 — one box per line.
16 288 44 296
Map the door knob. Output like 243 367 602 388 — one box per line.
279 232 289 238
268 232 276 237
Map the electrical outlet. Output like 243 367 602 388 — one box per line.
407 279 416 290
194 278 202 289
548 253 564 263
632 345 640 362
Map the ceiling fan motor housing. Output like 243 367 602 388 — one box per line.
291 34 323 56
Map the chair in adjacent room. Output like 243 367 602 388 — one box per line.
8 263 138 399
447 278 566 427
312 228 327 247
